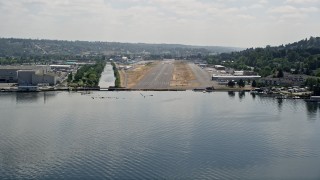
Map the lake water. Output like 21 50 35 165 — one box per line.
98 63 115 88
0 91 320 179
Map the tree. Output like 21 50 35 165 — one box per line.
227 80 235 88
313 85 320 96
252 80 257 87
259 66 272 77
238 79 245 88
287 51 299 62
71 62 106 87
277 69 284 78
304 78 318 89
67 72 73 83
315 68 320 77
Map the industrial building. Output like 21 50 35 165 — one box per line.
0 66 48 83
233 71 258 76
50 65 73 72
0 68 18 83
17 70 57 86
212 75 261 82
0 65 56 85
214 65 226 70
233 71 244 76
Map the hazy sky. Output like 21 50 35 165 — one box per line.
0 0 319 48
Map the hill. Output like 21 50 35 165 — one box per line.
207 37 320 77
0 38 239 58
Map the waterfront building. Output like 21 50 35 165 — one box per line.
0 66 50 83
212 75 261 81
0 68 18 83
214 65 225 70
17 70 57 86
0 65 57 85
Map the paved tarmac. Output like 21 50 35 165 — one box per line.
188 63 213 88
133 61 174 89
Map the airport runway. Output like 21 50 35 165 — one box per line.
133 61 174 89
188 63 213 88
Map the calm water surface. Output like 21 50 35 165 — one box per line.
98 63 115 88
0 91 320 179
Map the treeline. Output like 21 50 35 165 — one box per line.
206 37 320 77
304 78 320 96
0 38 238 58
70 61 106 87
111 62 121 88
0 54 108 65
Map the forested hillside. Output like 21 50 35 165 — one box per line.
0 38 238 58
207 37 320 77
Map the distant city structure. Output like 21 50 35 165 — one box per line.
212 69 261 85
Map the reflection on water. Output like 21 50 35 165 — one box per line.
251 93 256 99
306 102 320 119
15 92 57 104
0 92 57 104
277 98 283 110
16 92 42 103
227 91 235 98
0 92 320 179
239 91 245 100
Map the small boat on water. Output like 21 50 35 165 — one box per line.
250 88 265 94
276 94 288 99
250 90 258 94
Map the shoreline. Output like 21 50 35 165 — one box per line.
1 85 253 92
1 87 316 101
0 86 310 94
0 83 313 100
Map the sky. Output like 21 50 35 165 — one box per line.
0 0 319 48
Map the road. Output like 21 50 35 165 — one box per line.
188 63 213 88
133 61 174 89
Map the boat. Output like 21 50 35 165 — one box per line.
276 94 288 99
250 90 258 94
250 88 264 94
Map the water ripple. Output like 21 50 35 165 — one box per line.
0 92 320 179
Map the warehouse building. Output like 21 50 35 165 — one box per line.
214 65 226 70
212 75 261 81
17 70 57 86
0 68 18 83
0 65 56 85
